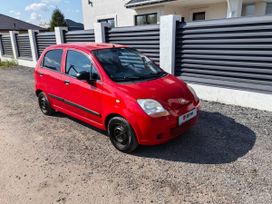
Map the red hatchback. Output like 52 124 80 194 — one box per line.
35 43 200 152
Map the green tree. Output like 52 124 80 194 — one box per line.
49 9 67 31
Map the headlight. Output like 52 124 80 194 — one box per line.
137 99 169 117
187 84 199 102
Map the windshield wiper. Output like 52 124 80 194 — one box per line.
113 76 143 82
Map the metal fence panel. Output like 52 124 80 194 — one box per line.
106 25 160 64
64 29 95 43
36 32 56 57
0 35 13 56
175 16 272 93
16 34 32 59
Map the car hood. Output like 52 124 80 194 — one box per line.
116 74 195 110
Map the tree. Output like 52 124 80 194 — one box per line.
49 9 67 31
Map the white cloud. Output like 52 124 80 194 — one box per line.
25 3 49 12
9 10 21 18
41 0 62 3
30 12 42 21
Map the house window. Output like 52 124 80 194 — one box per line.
192 12 206 21
242 4 255 16
98 18 115 28
135 13 157 25
266 3 272 14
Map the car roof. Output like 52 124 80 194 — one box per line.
48 43 127 51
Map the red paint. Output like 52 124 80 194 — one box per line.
34 43 200 145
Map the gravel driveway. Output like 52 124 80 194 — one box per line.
0 66 271 204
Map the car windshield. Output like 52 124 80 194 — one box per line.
92 48 166 82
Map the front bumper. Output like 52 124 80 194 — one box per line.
131 101 201 145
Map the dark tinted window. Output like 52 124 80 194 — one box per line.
93 48 165 82
43 49 63 71
66 50 99 78
193 12 206 21
135 13 157 25
98 18 115 28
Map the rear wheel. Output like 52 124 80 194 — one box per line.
108 117 138 153
38 92 55 116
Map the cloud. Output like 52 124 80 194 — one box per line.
30 12 43 21
25 3 49 12
9 10 21 18
41 0 62 3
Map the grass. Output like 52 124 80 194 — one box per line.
0 59 18 68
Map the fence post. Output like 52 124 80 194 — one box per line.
55 27 68 44
10 31 19 59
94 22 110 43
28 29 39 63
160 15 181 75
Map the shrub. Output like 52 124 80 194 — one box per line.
0 59 18 68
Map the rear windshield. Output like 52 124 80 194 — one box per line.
92 48 166 82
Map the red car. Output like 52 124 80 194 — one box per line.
34 43 200 152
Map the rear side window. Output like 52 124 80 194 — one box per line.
65 50 99 78
42 49 63 72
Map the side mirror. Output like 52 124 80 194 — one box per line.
90 72 99 83
76 71 90 81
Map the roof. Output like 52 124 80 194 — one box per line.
48 43 127 51
0 14 46 31
65 19 84 31
125 0 176 8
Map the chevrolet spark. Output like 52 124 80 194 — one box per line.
35 43 200 153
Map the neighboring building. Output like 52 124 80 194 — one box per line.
0 14 46 34
82 0 272 29
65 19 84 31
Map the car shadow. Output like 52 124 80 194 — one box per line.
133 111 256 164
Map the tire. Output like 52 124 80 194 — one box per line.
38 92 55 116
108 117 138 153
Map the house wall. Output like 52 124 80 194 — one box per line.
82 0 270 29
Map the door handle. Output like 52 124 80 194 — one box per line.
39 72 43 77
64 80 70 85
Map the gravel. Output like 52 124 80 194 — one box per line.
0 66 271 204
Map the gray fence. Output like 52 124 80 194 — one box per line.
0 35 13 57
175 17 272 93
106 25 160 64
16 34 32 59
64 29 95 43
36 32 56 57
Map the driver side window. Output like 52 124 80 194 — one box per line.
65 50 99 78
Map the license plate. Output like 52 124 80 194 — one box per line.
178 108 197 126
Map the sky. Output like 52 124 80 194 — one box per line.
0 0 83 27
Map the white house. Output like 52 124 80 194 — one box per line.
82 0 272 29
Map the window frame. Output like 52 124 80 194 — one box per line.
41 49 63 72
97 18 115 28
242 3 255 16
266 2 272 15
192 11 206 21
64 49 101 81
135 13 158 26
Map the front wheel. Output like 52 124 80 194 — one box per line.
108 117 138 153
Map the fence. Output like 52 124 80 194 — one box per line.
16 33 32 59
175 17 272 94
64 29 95 43
0 34 13 57
36 32 56 57
0 15 271 111
106 25 160 64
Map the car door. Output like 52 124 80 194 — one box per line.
62 49 103 125
38 49 66 109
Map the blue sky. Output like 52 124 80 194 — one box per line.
0 0 83 27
